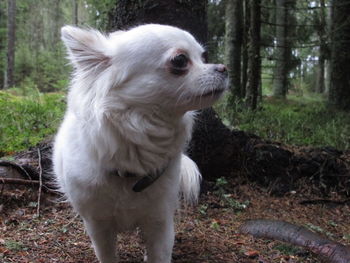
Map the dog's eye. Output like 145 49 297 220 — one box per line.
171 54 188 68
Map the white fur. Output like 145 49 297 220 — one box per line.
53 24 228 263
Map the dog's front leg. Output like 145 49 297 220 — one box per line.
141 215 175 263
84 218 118 263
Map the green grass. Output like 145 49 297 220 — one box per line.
0 90 66 156
1 87 349 157
215 94 350 150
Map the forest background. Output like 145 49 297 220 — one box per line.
1 1 350 262
0 0 349 157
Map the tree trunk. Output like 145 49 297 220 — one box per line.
5 0 16 89
73 0 78 26
325 1 333 94
53 0 62 46
316 0 326 93
272 0 288 98
328 0 350 110
241 0 250 98
224 0 243 101
245 0 261 110
240 219 350 263
108 0 207 44
0 4 5 89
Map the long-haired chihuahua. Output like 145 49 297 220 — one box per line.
53 24 228 263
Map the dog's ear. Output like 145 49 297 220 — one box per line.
61 26 110 72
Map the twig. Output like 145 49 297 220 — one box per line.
0 160 32 180
299 199 350 205
63 214 80 229
0 177 40 185
37 149 43 218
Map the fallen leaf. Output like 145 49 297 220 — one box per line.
244 250 259 258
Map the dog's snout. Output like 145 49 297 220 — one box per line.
214 64 228 76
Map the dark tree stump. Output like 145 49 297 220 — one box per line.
189 109 350 196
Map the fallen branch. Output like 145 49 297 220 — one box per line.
299 199 350 206
0 178 40 185
0 160 32 180
240 219 350 263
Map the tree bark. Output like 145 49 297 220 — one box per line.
108 0 207 44
328 0 350 110
316 0 326 93
245 0 261 110
325 1 333 94
224 0 243 101
73 0 78 26
241 0 250 98
272 0 289 98
53 0 62 46
0 5 5 88
5 0 16 89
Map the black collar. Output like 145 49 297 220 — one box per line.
116 167 166 192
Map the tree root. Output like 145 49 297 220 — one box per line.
240 219 350 263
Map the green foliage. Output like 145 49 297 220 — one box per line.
214 177 249 211
0 0 74 91
215 177 228 187
4 240 26 252
0 90 66 156
198 204 208 215
85 0 116 30
215 93 350 150
14 43 70 92
222 194 249 210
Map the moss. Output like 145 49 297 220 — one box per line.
0 91 66 156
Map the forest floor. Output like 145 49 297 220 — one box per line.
1 179 349 263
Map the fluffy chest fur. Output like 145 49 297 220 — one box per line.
91 108 194 175
67 96 194 176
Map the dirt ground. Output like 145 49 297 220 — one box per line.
1 180 349 263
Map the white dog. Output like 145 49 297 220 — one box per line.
53 24 228 263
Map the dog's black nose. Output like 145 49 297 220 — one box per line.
214 64 228 76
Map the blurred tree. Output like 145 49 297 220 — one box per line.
207 0 225 64
315 0 327 93
0 1 7 88
73 0 78 25
328 0 350 110
272 0 295 98
245 0 261 109
241 0 250 98
224 0 243 102
5 0 16 89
